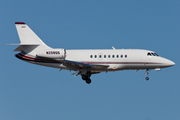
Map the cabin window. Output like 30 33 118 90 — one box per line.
95 55 97 58
117 55 119 58
112 55 115 58
104 55 106 58
108 55 110 58
125 55 127 58
90 55 93 58
121 55 123 58
99 55 102 58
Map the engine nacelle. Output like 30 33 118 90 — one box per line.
36 49 66 59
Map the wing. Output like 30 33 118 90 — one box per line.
63 60 109 70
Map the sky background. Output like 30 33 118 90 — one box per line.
0 0 180 120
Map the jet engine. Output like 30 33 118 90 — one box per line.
36 49 66 59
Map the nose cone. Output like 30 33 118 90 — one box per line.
163 58 175 67
169 60 175 66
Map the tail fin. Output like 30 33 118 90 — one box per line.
14 22 51 55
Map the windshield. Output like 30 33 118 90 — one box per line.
147 52 159 56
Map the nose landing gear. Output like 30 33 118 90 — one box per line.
145 77 149 80
145 69 150 81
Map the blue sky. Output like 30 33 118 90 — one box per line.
0 0 180 120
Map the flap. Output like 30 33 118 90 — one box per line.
63 60 109 69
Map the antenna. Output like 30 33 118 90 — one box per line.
112 46 115 50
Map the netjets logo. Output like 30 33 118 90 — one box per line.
46 51 60 54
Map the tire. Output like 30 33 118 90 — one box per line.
145 77 149 80
82 75 87 80
86 78 91 84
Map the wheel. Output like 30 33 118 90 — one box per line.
145 77 149 80
86 78 91 84
82 75 87 80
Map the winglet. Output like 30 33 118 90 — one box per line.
15 22 26 24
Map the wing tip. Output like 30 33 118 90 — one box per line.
15 22 26 24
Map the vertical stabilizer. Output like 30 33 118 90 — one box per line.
15 22 51 55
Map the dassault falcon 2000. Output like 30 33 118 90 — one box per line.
11 22 175 84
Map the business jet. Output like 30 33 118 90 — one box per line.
11 22 175 84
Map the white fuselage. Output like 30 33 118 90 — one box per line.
21 49 174 73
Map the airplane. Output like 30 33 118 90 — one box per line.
11 22 175 84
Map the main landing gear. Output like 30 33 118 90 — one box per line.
145 69 150 81
82 72 91 84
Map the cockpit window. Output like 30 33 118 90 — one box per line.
154 53 159 56
147 53 151 56
147 52 159 56
151 53 155 56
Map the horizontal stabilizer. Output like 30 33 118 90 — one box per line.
8 43 40 45
8 43 40 51
14 45 22 51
